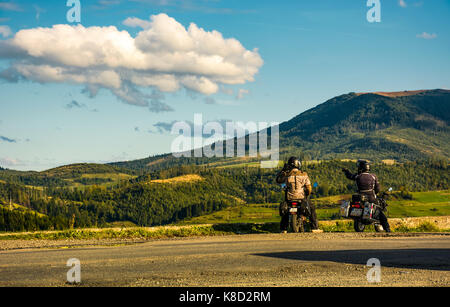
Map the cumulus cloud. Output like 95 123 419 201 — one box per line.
0 25 11 38
0 14 263 112
416 32 437 40
123 17 152 29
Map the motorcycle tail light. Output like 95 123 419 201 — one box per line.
291 202 298 206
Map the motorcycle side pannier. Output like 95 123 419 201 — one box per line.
340 200 351 218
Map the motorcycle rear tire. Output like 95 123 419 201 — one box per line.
291 214 304 233
354 219 365 232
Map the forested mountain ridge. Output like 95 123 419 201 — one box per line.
110 89 450 172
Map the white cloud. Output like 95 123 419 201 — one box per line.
0 14 263 112
236 89 249 100
0 2 22 11
123 17 152 29
399 0 407 8
0 25 11 38
416 32 437 40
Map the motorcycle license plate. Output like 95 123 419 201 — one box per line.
290 208 298 213
350 208 363 217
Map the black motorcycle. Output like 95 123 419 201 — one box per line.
340 190 390 232
281 184 311 233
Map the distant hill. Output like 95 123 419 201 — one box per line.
41 163 131 178
111 89 449 171
0 163 136 187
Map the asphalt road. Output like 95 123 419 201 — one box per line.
1 233 449 287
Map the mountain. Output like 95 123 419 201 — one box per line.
279 89 450 161
111 89 449 171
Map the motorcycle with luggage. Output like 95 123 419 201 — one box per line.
340 190 390 232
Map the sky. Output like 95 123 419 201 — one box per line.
0 0 449 171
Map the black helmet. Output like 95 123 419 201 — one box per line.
288 157 301 169
357 160 370 173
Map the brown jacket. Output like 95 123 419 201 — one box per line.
276 168 312 201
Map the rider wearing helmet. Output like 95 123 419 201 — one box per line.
342 160 391 232
276 157 319 232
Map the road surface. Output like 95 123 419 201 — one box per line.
1 233 449 286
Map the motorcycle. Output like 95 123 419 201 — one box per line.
281 183 310 233
340 188 391 232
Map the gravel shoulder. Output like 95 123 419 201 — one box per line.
1 233 449 287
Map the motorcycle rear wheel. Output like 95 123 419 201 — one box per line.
354 219 365 232
291 214 304 233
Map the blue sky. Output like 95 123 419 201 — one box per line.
0 0 449 171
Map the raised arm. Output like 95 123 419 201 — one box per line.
276 164 291 184
342 168 357 181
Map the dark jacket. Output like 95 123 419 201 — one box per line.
344 170 380 202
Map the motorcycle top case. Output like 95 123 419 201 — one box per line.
340 200 351 218
352 194 369 203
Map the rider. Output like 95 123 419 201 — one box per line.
276 157 319 232
342 160 391 232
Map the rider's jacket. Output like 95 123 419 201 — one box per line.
344 170 380 202
276 168 312 201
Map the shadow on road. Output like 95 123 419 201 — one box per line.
253 249 450 271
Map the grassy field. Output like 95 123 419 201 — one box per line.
62 172 137 188
150 174 204 184
388 191 450 217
